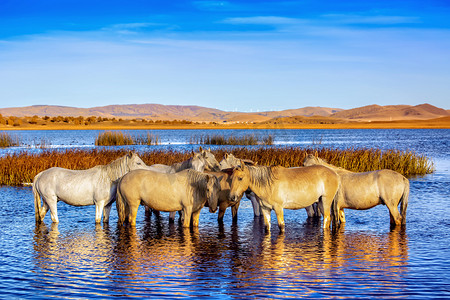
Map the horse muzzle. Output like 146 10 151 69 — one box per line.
229 194 240 202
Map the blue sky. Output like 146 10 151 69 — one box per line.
1 0 449 111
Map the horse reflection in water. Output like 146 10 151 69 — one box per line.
242 224 409 295
111 224 201 291
32 219 409 297
32 223 114 280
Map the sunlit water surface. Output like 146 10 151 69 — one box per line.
0 129 449 299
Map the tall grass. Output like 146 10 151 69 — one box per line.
0 132 20 148
95 131 159 146
0 147 433 186
190 134 274 145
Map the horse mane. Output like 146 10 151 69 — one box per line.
186 169 209 199
307 155 349 173
172 157 192 172
247 165 276 188
101 154 130 181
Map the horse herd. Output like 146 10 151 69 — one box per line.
33 147 409 232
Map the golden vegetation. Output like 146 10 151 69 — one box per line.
0 147 433 186
0 132 20 147
190 134 274 145
95 131 159 146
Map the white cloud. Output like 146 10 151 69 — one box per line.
322 14 421 25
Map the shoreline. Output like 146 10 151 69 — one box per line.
1 117 449 130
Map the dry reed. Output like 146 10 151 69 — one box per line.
95 131 159 146
0 147 433 186
190 134 273 145
0 132 20 148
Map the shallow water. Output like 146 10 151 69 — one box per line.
0 129 449 299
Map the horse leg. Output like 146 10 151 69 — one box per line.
339 209 346 223
218 201 227 223
144 206 151 219
386 201 402 226
305 205 315 218
260 206 272 232
249 194 261 217
231 201 240 223
103 202 113 223
272 205 285 233
182 207 192 228
95 202 105 224
169 211 176 223
319 196 332 229
128 203 140 226
47 196 59 223
191 209 201 227
39 200 49 222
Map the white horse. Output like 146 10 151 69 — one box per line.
33 152 148 223
303 154 409 226
151 147 221 173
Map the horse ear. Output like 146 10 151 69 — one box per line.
208 147 211 152
199 146 203 152
314 151 318 158
224 153 228 159
128 151 133 158
239 159 247 170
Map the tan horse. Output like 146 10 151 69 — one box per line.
221 153 320 220
229 162 340 231
116 169 220 227
303 154 409 226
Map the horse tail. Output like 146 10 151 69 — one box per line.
115 178 127 226
400 177 410 225
32 172 42 223
332 188 341 225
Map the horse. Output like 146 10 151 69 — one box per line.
303 154 409 226
219 153 262 217
145 147 221 221
116 169 220 227
229 162 340 232
33 152 148 224
204 170 242 223
150 147 220 173
221 153 320 220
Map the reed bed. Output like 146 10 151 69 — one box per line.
95 131 159 146
0 147 433 186
190 134 274 145
0 132 20 148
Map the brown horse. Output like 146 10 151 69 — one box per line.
303 154 409 226
229 162 340 232
205 170 242 223
116 169 220 227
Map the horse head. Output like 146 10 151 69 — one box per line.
303 154 321 167
198 147 221 172
126 152 147 171
205 174 221 213
229 160 250 202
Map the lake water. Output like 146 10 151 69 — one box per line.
0 129 449 299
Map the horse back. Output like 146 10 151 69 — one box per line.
273 166 339 208
119 169 187 211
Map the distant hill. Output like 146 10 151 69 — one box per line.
0 104 343 123
330 103 449 121
0 103 447 123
